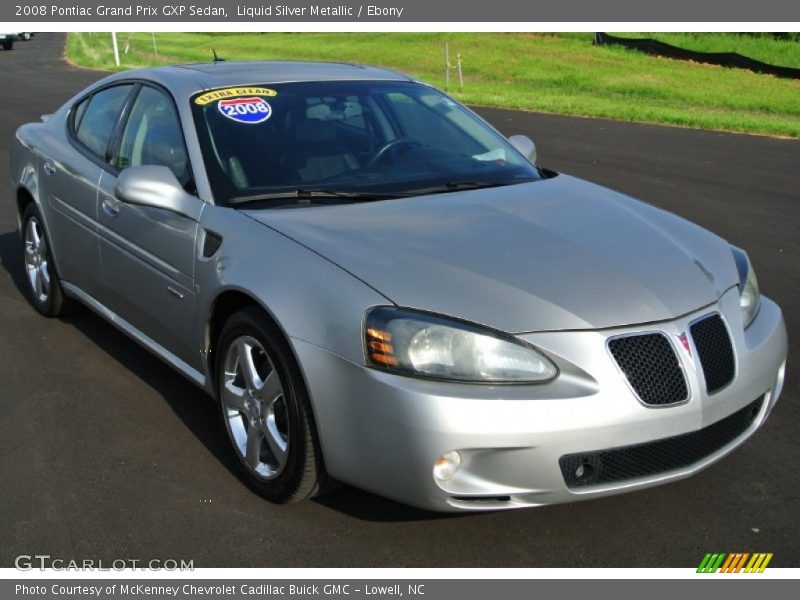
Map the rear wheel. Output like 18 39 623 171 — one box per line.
215 307 331 503
2 40 12 51
21 204 74 317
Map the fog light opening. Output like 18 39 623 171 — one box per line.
575 462 594 482
433 451 461 481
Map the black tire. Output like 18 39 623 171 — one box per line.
20 203 76 317
215 306 332 503
2 41 12 51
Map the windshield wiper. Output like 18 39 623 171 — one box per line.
404 180 533 196
230 188 401 205
229 180 535 205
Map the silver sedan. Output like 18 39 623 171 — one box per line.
10 61 787 511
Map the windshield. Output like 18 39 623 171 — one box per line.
191 81 541 204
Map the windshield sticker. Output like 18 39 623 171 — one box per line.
218 97 273 124
194 87 277 106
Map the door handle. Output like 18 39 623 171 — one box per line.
101 197 120 218
43 161 56 176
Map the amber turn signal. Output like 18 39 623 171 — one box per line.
366 328 398 366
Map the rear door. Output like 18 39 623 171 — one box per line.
96 83 202 367
43 84 134 299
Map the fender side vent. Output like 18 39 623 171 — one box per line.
202 230 223 257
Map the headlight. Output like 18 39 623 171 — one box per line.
731 247 760 328
364 307 558 383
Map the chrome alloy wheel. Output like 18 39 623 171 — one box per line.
221 336 290 480
24 216 50 304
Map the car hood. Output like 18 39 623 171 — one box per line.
244 175 739 333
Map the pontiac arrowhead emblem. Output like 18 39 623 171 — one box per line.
677 332 692 357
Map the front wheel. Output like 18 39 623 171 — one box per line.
215 307 331 503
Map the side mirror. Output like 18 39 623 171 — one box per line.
508 135 537 165
115 165 202 221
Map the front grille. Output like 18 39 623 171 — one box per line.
559 397 763 488
691 313 735 394
608 333 688 406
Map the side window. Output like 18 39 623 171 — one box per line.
72 97 90 131
115 86 189 184
74 85 133 159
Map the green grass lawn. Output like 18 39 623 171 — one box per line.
66 32 800 138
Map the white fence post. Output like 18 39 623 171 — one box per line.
111 32 120 67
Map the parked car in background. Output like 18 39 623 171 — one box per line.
0 33 17 50
19 33 35 41
9 61 788 511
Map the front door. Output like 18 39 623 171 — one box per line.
96 85 202 367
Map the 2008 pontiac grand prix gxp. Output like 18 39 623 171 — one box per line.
10 61 787 511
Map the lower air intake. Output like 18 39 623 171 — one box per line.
559 397 763 488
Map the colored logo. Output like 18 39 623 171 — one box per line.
697 552 773 573
677 332 692 357
218 97 272 124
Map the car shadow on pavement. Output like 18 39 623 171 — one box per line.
0 229 451 523
312 485 455 522
0 229 27 298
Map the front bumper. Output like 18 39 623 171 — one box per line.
293 288 787 511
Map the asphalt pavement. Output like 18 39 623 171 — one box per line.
1 34 798 568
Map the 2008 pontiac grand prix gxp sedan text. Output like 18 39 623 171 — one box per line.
10 61 787 511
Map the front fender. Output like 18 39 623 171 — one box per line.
195 205 391 378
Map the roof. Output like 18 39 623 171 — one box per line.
102 60 413 97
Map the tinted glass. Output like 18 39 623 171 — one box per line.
75 85 133 158
116 86 189 183
72 97 90 130
192 81 540 204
